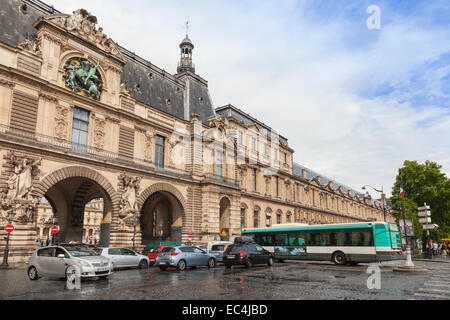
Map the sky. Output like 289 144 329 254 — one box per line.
44 0 450 198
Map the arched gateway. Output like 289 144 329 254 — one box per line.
137 183 186 246
34 167 120 246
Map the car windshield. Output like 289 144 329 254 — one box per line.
149 247 162 253
211 245 225 251
63 246 100 257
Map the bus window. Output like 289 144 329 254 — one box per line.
257 234 273 246
344 232 352 246
274 233 288 246
321 233 329 246
289 233 306 246
309 233 321 246
362 231 373 246
350 232 363 246
329 232 338 246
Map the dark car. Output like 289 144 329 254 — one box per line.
223 237 274 269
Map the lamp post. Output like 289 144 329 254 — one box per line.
1 209 15 268
52 214 59 245
132 213 138 251
362 185 386 222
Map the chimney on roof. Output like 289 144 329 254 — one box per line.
302 169 307 179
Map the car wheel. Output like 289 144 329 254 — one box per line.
159 266 168 271
268 257 274 267
207 258 216 269
139 259 149 269
177 260 187 271
332 252 347 266
245 259 253 268
28 266 39 280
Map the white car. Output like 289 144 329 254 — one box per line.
97 247 150 269
27 245 113 280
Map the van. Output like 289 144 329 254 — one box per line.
207 241 233 262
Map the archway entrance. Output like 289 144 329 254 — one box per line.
140 191 184 245
219 197 231 241
37 177 113 246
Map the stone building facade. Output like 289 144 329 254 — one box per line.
0 1 394 262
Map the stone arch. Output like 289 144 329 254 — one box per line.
137 182 187 213
34 166 119 209
137 182 187 244
33 166 119 244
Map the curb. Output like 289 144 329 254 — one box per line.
414 259 450 264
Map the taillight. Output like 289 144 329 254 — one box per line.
240 252 247 257
170 252 179 256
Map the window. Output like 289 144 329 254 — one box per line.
253 208 259 228
274 148 278 161
277 213 281 224
286 212 291 223
251 137 256 151
108 248 121 255
274 233 288 246
38 248 55 257
252 168 257 191
284 153 287 164
155 135 165 168
121 249 136 256
240 207 246 229
289 232 306 246
275 176 279 197
256 234 273 246
238 131 243 145
263 142 268 156
71 107 90 151
216 151 223 178
266 211 271 227
309 233 322 246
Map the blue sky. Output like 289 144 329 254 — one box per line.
46 0 450 197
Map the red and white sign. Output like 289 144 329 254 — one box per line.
189 229 192 239
5 225 14 233
51 226 60 234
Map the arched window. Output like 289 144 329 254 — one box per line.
266 209 272 227
253 207 260 228
286 211 292 223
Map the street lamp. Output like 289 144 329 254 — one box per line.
1 209 15 268
362 185 386 222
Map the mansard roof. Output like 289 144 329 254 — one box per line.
1 0 215 125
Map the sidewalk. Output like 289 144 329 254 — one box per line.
413 254 450 264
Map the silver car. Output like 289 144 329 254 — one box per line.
155 246 216 271
97 247 149 269
27 245 113 280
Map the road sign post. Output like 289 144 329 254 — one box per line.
417 203 437 259
1 224 14 268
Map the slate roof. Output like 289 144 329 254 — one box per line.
0 0 215 125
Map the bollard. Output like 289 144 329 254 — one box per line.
404 246 415 268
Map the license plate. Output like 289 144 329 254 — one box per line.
227 255 235 259
96 267 108 272
159 262 167 265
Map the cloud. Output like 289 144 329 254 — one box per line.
45 0 450 198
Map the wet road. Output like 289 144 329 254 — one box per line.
0 260 448 300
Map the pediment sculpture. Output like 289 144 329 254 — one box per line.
42 9 125 62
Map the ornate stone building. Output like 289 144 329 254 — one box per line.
0 0 393 262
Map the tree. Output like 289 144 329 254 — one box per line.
391 161 450 241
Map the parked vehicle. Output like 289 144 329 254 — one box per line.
209 242 233 262
223 237 274 269
97 247 150 269
26 244 113 280
155 246 216 271
147 245 174 266
206 241 233 253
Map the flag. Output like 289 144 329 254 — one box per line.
400 179 404 198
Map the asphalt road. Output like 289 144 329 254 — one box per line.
0 260 449 300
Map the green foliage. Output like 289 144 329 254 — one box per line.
391 161 450 241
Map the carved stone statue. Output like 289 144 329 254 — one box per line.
118 175 141 228
1 154 42 223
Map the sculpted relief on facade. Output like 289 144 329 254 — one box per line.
118 174 141 229
0 154 42 224
63 57 103 100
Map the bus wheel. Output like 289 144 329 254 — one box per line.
332 252 347 265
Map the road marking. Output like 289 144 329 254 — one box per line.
418 288 450 295
414 292 450 300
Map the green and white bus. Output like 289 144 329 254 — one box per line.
242 222 403 265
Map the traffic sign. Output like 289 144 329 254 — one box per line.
418 211 431 217
188 229 192 239
418 205 430 211
4 225 14 233
422 224 438 230
51 226 59 234
221 229 227 237
419 218 431 224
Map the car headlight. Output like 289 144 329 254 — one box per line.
78 259 91 267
